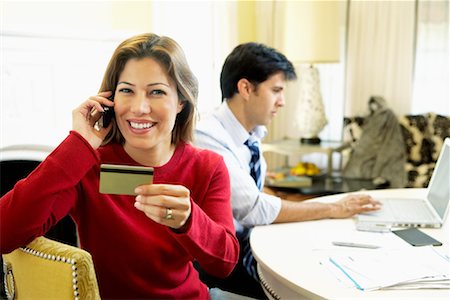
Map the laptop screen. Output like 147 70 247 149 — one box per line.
427 138 450 220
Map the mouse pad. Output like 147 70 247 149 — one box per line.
393 228 442 247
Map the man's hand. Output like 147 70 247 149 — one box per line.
330 194 381 218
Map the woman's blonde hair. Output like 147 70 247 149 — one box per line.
99 33 198 145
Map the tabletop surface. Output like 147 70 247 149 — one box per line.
261 139 347 153
250 188 450 299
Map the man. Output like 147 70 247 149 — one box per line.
194 42 381 298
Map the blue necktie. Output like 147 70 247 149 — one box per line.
245 139 262 190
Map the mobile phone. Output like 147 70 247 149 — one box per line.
393 228 442 247
98 95 115 128
356 221 392 232
99 164 154 195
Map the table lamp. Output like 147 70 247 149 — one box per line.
279 1 340 144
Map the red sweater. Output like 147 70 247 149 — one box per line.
1 131 239 299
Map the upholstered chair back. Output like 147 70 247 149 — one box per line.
2 236 100 299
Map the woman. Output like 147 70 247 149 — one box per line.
0 33 239 299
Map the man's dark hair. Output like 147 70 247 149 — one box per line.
220 42 297 100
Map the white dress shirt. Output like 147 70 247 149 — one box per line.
195 102 282 231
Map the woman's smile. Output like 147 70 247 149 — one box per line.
128 119 156 133
113 57 182 165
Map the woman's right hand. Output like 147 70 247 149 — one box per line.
72 91 114 149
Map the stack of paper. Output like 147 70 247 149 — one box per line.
324 246 449 291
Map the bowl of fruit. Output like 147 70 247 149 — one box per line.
289 162 321 177
266 162 322 188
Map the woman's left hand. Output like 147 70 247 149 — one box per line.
134 184 191 229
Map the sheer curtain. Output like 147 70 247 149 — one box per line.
256 1 348 169
265 1 348 142
412 0 449 115
345 0 449 116
345 0 416 116
254 0 448 171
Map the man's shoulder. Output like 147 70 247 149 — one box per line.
195 114 231 146
196 113 224 134
183 142 224 162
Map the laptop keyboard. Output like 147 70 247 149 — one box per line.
383 199 436 222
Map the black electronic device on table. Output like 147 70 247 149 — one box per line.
393 228 442 247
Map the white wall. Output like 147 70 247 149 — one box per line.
1 1 236 149
1 1 152 148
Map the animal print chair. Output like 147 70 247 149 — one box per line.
343 112 450 187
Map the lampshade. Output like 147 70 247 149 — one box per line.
275 1 341 145
279 1 340 63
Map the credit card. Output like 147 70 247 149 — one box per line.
99 164 154 195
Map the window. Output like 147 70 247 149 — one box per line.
151 1 237 115
412 0 449 115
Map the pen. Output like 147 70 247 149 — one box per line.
332 241 380 249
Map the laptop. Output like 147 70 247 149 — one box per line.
356 137 450 229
